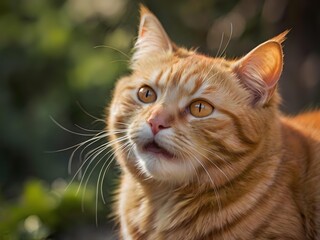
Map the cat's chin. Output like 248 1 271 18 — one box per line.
134 144 193 183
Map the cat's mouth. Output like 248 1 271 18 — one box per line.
142 141 175 159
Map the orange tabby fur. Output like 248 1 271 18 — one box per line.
107 6 320 240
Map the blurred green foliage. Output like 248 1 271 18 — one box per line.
0 0 133 238
0 0 133 191
0 180 108 239
0 0 319 239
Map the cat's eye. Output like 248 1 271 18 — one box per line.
137 86 157 103
189 100 214 118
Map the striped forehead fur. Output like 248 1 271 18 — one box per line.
133 55 252 111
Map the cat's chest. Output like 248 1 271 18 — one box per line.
151 194 178 230
122 178 306 240
133 189 215 238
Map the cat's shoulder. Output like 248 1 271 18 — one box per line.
281 110 320 142
282 111 320 129
291 111 320 127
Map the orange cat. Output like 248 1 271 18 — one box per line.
107 5 320 240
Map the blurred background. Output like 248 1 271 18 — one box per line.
0 0 319 239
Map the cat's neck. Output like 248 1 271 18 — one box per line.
136 158 282 215
142 152 281 200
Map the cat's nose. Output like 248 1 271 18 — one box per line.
148 118 170 135
147 107 171 135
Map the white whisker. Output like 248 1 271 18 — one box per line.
183 147 222 213
93 141 132 225
93 45 131 59
65 134 129 191
218 23 233 58
191 144 232 187
65 129 127 174
67 133 109 175
76 101 105 123
76 136 130 194
74 124 103 133
50 116 98 137
99 141 133 204
215 32 225 58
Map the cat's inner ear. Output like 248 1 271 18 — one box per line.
232 31 288 106
132 5 173 64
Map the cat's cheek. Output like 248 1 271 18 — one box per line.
109 99 138 129
128 122 153 147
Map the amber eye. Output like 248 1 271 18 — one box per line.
189 100 214 118
137 86 157 103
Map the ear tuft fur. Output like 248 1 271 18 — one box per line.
271 30 290 44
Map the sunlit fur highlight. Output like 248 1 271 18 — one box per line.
107 6 320 240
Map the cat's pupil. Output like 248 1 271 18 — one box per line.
146 90 150 98
194 103 203 112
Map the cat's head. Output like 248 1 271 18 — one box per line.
108 5 287 185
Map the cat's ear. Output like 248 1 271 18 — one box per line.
132 5 173 64
232 31 289 106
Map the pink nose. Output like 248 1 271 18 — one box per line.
147 107 171 135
